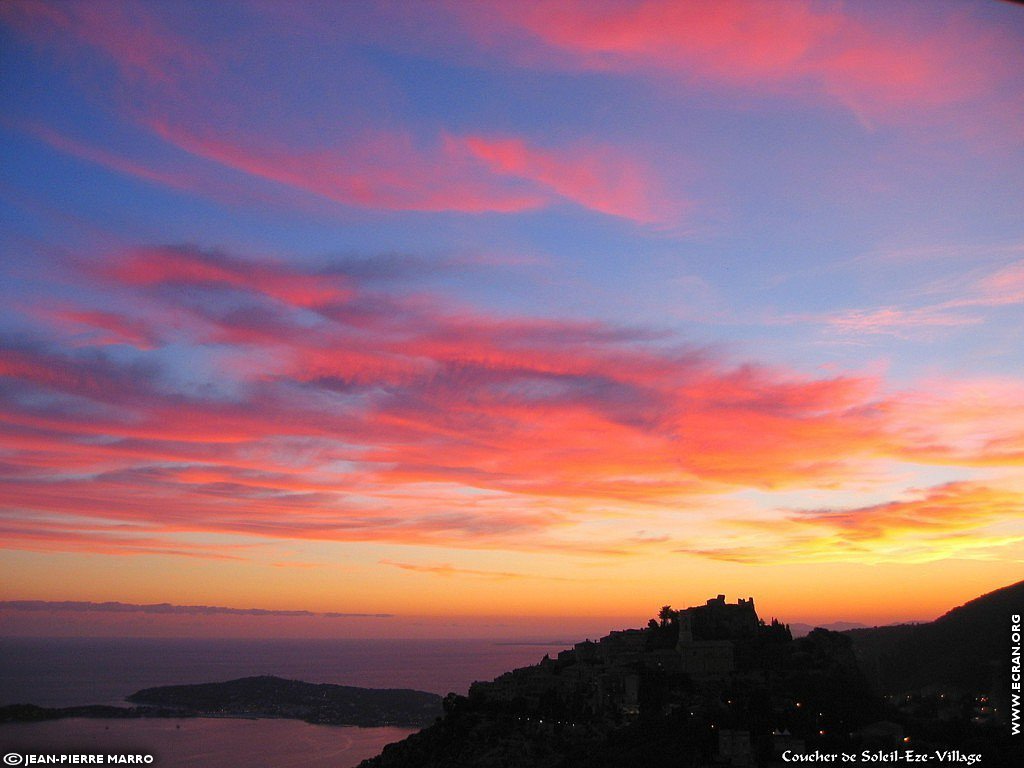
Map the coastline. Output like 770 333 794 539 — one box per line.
0 718 417 768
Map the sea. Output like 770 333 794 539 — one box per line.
0 638 571 767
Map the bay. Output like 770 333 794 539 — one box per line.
0 637 570 766
0 718 416 768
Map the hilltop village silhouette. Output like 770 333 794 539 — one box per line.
475 595 776 714
361 589 1022 768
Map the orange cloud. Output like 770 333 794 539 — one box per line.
682 481 1024 565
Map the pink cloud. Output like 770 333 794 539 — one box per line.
11 122 291 211
2 245 1023 561
454 134 683 224
35 307 162 350
971 260 1024 307
448 0 1022 127
887 378 1024 468
457 1 837 83
0 516 249 561
823 306 981 338
0 0 210 88
143 121 680 223
18 122 197 193
101 245 352 309
145 122 547 215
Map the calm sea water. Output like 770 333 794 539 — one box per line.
0 718 416 768
0 637 570 767
0 637 570 707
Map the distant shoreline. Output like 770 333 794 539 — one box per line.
0 707 414 727
1 676 442 729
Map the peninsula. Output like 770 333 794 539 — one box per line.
0 676 442 728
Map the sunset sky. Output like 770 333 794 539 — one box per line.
1 0 1023 639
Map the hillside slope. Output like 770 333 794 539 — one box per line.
846 580 1024 695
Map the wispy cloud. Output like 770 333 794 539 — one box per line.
806 258 1024 339
16 122 197 194
821 306 982 338
969 260 1024 308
